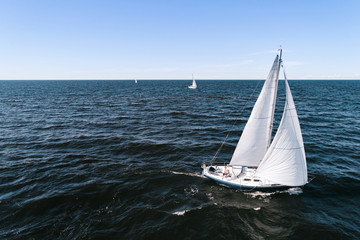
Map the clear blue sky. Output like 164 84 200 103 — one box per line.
1 0 359 80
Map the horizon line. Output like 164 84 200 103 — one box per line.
0 79 359 81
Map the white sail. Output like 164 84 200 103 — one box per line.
255 76 308 186
230 50 281 167
189 74 197 89
203 49 308 190
192 77 197 88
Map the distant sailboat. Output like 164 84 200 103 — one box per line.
134 79 138 84
188 74 197 89
202 49 308 191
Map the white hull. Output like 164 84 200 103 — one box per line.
188 85 197 89
202 164 295 191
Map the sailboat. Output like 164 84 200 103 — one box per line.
188 74 197 89
134 79 138 84
202 49 308 191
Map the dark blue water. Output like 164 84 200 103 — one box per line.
0 80 359 239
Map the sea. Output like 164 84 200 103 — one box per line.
0 80 359 240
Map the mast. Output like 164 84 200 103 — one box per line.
266 48 282 149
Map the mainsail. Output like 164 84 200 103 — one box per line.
255 68 308 186
230 50 281 167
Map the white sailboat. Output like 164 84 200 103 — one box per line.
134 79 138 84
188 74 197 89
202 49 308 191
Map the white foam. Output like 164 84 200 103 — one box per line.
170 171 206 178
245 187 303 198
246 191 277 198
172 210 188 216
184 185 199 195
286 187 303 195
172 206 203 216
206 192 214 200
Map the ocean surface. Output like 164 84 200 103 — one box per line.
0 80 359 239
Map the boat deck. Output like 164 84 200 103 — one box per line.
202 164 288 191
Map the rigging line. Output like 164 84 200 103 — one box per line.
307 176 316 183
210 79 264 164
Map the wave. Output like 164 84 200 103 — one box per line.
1 80 359 239
245 187 303 198
169 171 206 178
172 206 203 216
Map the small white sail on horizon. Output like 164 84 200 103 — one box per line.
134 79 138 84
202 49 308 190
188 74 197 89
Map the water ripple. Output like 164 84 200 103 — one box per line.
0 80 359 239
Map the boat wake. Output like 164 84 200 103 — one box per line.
245 187 303 198
172 206 203 216
172 209 190 216
184 185 199 196
285 187 303 195
170 171 206 179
